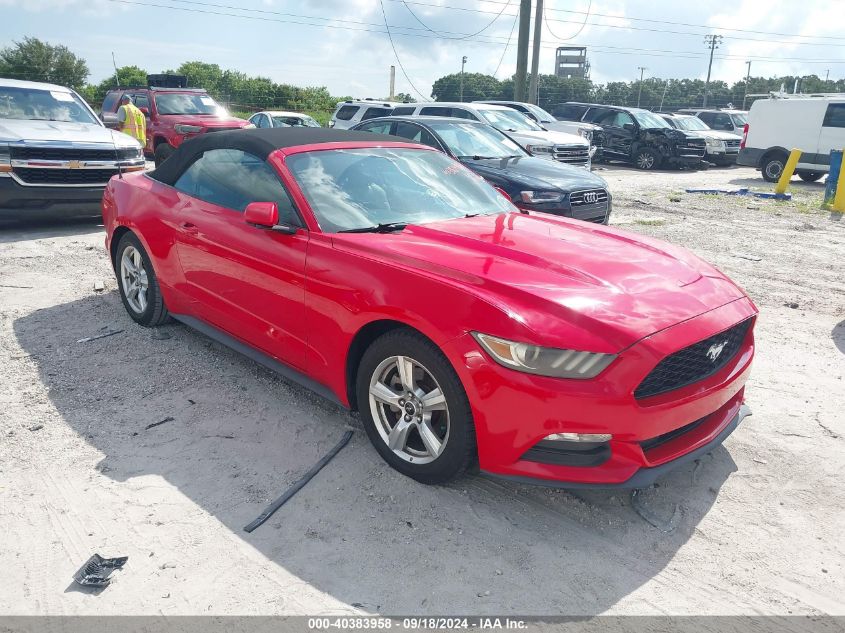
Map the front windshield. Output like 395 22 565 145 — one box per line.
0 86 98 124
155 93 223 115
674 116 709 131
523 103 556 123
428 122 527 159
286 148 516 232
273 115 320 128
632 110 671 129
731 113 748 126
479 108 544 132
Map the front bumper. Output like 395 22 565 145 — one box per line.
443 297 756 487
0 175 104 220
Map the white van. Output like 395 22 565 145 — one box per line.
737 95 845 182
388 102 591 168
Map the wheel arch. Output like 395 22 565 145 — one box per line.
109 225 133 271
345 319 439 411
759 146 789 168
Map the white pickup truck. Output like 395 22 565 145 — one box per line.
0 78 146 220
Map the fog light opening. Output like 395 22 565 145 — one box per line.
544 432 612 443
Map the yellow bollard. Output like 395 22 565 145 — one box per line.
774 148 802 195
834 154 845 213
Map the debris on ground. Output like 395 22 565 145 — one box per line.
669 196 682 202
77 329 123 344
784 302 800 309
93 280 104 292
243 429 354 533
145 416 174 431
151 329 172 340
28 424 44 432
72 554 128 588
733 252 763 262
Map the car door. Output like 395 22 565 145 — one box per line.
391 121 446 152
818 103 845 169
171 148 310 368
595 110 634 159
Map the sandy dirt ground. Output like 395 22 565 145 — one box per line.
0 165 843 616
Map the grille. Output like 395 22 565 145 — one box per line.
677 139 706 158
725 139 740 153
10 146 119 161
13 167 117 185
204 127 242 134
640 417 707 452
569 188 609 222
634 318 752 400
553 144 590 165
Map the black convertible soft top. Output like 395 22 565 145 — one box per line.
148 127 409 186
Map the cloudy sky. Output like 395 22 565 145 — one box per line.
2 0 844 99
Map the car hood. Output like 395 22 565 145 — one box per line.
696 130 742 141
332 214 746 351
504 129 589 147
461 156 607 190
156 114 250 127
0 119 137 146
642 127 703 142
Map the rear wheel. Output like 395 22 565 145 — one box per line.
356 329 476 484
633 147 660 170
798 171 824 183
761 151 788 183
115 232 170 327
154 142 175 167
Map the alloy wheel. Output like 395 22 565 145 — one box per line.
636 152 655 169
368 355 450 464
765 160 784 181
120 245 149 314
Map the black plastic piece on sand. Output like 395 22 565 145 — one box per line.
73 554 128 587
243 430 354 533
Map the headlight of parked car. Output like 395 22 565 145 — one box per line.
174 124 203 134
519 191 564 204
0 144 10 173
526 144 554 156
117 146 143 160
472 332 616 379
578 128 593 142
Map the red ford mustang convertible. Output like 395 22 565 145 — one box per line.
102 128 756 487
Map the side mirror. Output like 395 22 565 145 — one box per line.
139 107 150 117
244 202 298 234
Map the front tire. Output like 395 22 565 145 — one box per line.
356 329 476 484
115 232 170 327
634 147 660 170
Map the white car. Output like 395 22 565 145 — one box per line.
737 95 845 182
473 100 601 144
388 102 591 168
0 78 146 220
677 108 748 137
248 110 320 128
329 100 394 130
660 113 742 166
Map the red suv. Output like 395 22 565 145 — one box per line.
100 86 251 165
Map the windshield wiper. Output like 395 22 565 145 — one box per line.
339 222 408 234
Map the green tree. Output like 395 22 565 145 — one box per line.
431 73 503 102
0 37 88 90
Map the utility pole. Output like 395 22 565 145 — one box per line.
742 60 751 109
703 34 722 107
514 0 531 102
459 56 467 101
389 65 395 101
529 0 543 104
636 66 647 107
659 79 671 112
825 69 830 82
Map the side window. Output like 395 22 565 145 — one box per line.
584 108 611 123
393 122 440 148
449 108 478 120
102 92 120 113
335 105 358 121
420 106 452 117
712 113 732 130
391 106 416 116
822 104 845 128
697 112 715 126
357 121 393 135
132 94 150 110
608 111 634 128
361 107 391 121
174 149 300 225
258 114 272 128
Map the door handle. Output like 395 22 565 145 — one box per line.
180 221 198 234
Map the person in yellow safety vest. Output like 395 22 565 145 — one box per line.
117 94 147 149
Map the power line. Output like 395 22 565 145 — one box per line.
543 0 591 41
493 8 519 77
378 0 430 101
401 0 511 40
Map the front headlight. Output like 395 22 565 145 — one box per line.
706 139 726 150
578 128 593 142
117 145 143 160
520 191 564 204
526 144 554 155
174 124 203 134
472 332 616 379
244 123 256 129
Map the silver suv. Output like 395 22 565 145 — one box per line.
329 100 394 129
1 78 145 220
